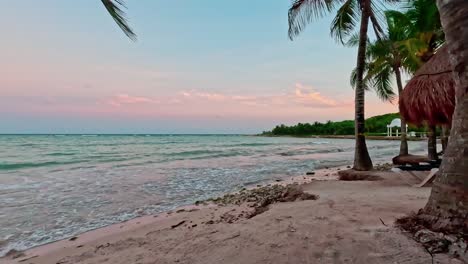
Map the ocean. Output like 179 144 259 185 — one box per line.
0 134 426 255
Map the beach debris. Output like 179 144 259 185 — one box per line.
5 249 25 259
219 212 239 223
338 170 383 181
201 184 318 223
171 220 186 229
95 243 111 251
374 163 393 171
17 255 39 262
220 232 241 241
306 172 315 175
69 236 78 241
347 165 351 168
414 229 450 254
245 206 269 219
204 184 318 207
379 218 388 227
194 200 207 206
288 224 297 233
397 212 468 260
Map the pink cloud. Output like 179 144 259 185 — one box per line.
107 94 157 107
294 83 338 107
196 92 227 101
179 90 227 101
176 84 342 109
3 84 361 121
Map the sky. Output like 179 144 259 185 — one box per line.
0 1 400 134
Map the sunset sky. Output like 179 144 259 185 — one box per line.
1 1 400 134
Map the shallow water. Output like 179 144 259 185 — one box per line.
0 134 426 255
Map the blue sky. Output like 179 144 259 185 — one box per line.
0 1 397 133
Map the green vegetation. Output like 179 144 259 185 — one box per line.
262 113 425 136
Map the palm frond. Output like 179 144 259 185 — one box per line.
101 0 137 41
369 64 395 102
385 10 411 27
350 62 372 91
288 0 337 40
367 40 391 61
396 37 425 72
382 0 402 4
369 12 384 40
385 12 409 42
404 0 440 34
350 67 358 88
330 0 359 44
345 32 360 47
369 2 388 41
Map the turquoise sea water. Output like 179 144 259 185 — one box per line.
0 135 426 255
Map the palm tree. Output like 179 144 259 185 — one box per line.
355 8 442 156
395 0 445 159
101 0 136 41
349 12 413 155
350 1 444 158
422 0 468 229
394 0 443 65
288 0 396 171
399 0 468 234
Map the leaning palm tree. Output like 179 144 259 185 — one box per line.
423 0 468 230
288 0 395 171
398 0 468 235
101 0 136 41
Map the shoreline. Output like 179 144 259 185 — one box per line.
2 164 460 264
1 165 346 260
255 134 427 141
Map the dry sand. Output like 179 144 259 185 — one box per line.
1 167 462 264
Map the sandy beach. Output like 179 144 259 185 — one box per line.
1 166 461 264
3 0 468 263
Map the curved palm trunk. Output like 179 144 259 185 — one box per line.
353 0 373 171
394 66 409 156
422 0 468 229
427 125 438 160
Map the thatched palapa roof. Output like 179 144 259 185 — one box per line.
400 45 456 126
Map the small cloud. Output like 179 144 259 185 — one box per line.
107 94 157 107
180 91 191 97
294 83 338 107
195 92 226 101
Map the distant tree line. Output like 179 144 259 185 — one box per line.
262 113 427 136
